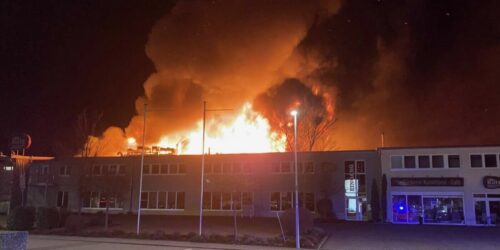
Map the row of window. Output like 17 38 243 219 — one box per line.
140 191 185 209
82 191 123 209
470 154 500 168
89 165 127 176
202 192 253 210
204 162 252 175
391 154 500 169
391 155 460 169
271 162 314 174
143 164 186 175
270 192 315 211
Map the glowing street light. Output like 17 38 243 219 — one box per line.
290 109 300 249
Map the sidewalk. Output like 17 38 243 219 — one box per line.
28 235 297 250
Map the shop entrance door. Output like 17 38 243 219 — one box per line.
345 197 367 221
475 198 500 226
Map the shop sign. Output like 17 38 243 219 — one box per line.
483 176 500 189
391 177 464 187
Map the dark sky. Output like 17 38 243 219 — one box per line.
0 0 175 154
1 0 500 155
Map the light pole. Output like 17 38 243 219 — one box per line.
290 109 300 249
136 103 147 235
136 104 174 235
199 101 232 236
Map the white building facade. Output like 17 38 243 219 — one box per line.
380 146 500 226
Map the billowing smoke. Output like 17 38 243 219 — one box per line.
94 0 500 156
93 0 341 155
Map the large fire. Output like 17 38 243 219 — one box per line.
128 103 287 155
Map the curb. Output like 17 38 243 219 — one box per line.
316 233 330 250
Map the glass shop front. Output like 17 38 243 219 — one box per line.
392 194 465 225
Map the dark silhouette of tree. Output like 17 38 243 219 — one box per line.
381 174 387 222
254 78 336 152
370 179 380 222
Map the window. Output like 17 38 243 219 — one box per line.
179 164 186 174
404 156 416 168
108 165 118 175
160 164 169 174
448 155 460 168
470 155 483 168
169 164 179 174
281 162 291 173
92 165 102 175
299 192 315 211
59 166 71 176
57 191 68 208
140 192 148 208
344 160 366 194
119 165 127 175
148 192 157 209
223 163 231 174
391 156 403 169
432 155 444 168
151 164 160 174
2 166 13 171
203 192 252 210
143 164 151 174
418 156 430 168
270 192 292 211
485 154 497 168
141 191 185 209
83 192 121 209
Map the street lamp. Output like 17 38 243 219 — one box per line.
290 109 300 249
136 104 174 235
199 101 232 236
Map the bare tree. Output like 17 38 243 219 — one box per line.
278 106 336 152
74 109 104 157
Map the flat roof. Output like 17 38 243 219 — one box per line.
379 144 500 150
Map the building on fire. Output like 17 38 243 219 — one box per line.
12 145 500 226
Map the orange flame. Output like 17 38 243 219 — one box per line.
148 102 287 155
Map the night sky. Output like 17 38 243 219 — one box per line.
1 0 500 156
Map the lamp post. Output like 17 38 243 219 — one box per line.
199 101 232 236
290 110 300 249
136 104 174 235
136 103 147 235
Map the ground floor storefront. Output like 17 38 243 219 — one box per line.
389 191 500 226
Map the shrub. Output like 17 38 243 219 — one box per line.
64 215 86 233
316 198 334 219
36 207 60 229
7 206 36 230
281 207 314 236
